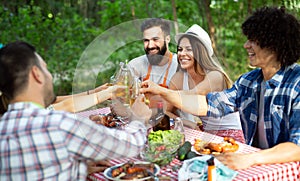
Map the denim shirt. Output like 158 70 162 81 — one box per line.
206 63 300 147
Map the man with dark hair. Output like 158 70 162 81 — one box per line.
128 18 178 88
128 18 178 109
0 41 152 180
140 6 300 169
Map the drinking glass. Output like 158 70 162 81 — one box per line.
130 77 141 106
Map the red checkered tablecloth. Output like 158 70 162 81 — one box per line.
76 107 111 118
78 108 300 181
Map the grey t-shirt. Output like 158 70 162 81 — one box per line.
128 54 178 86
252 81 269 149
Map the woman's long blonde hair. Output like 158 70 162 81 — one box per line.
177 35 232 89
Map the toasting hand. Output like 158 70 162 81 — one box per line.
130 94 152 123
110 94 152 124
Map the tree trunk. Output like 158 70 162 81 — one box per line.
202 0 217 56
247 0 252 15
171 0 179 34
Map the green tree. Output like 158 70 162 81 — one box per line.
0 0 299 95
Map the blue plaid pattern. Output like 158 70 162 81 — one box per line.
0 102 146 180
206 63 300 147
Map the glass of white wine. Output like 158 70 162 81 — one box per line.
130 77 141 106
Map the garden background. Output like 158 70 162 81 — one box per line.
1 0 299 96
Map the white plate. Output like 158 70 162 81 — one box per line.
191 146 200 154
103 161 160 181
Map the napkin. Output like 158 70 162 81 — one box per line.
178 155 238 181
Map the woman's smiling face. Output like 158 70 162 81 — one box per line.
177 37 194 70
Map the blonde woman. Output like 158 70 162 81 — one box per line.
166 24 244 143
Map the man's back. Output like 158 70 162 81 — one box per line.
0 102 147 180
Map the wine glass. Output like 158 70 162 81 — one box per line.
130 77 141 106
139 75 151 106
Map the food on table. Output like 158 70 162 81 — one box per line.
147 130 184 145
194 137 239 154
89 113 124 128
177 141 201 161
141 130 184 165
141 143 176 166
110 161 155 180
206 142 223 153
177 141 192 160
185 150 200 159
199 148 211 155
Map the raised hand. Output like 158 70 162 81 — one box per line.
130 94 152 123
140 80 163 95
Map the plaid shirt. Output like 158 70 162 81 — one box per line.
206 63 300 147
0 102 147 180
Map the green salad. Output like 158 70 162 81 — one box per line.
141 130 184 166
148 130 184 145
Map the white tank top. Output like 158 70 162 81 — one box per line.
177 72 242 130
176 72 198 122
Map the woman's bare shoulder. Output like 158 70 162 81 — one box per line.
169 71 184 90
206 70 224 79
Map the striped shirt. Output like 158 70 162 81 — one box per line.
0 102 147 180
206 63 300 147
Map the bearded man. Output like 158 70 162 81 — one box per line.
128 18 178 89
128 18 178 108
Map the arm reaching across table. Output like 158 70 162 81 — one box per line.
51 85 126 113
215 142 300 170
140 79 208 116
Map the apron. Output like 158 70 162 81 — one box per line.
143 53 173 88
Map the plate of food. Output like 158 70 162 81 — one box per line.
103 161 160 181
89 113 128 128
193 137 239 155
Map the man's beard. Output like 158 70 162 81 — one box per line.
44 85 56 108
49 95 57 107
145 41 167 65
42 74 56 108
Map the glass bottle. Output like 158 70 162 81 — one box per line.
174 117 185 144
207 157 216 181
151 101 170 131
174 117 185 133
113 60 134 107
